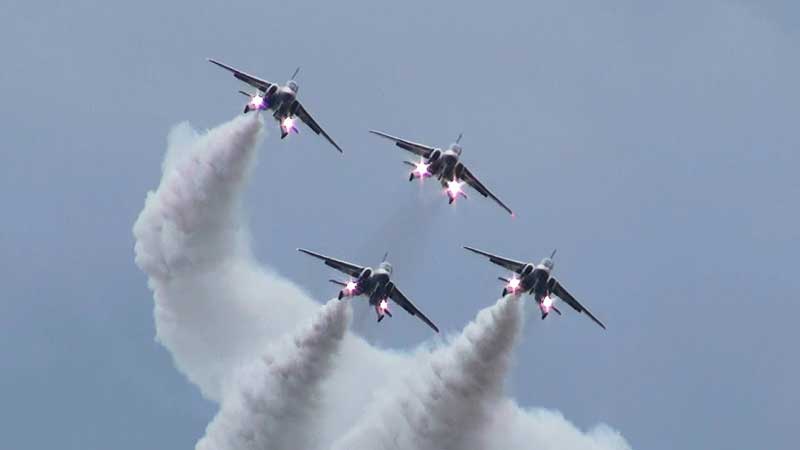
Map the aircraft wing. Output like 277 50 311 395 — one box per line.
551 278 606 330
294 101 344 153
369 130 437 158
459 165 513 215
208 58 274 92
463 246 528 274
297 248 364 278
389 286 440 333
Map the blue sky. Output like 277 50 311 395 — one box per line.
1 1 798 449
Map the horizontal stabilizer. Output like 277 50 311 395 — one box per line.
403 160 417 167
328 279 346 286
238 90 251 97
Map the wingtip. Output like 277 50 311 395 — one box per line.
368 129 390 139
207 58 226 69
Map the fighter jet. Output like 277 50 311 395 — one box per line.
298 248 439 333
208 58 343 153
463 246 606 329
369 130 513 215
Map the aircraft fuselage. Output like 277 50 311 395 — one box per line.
506 257 556 304
360 268 394 306
268 85 298 119
434 151 459 178
428 148 464 184
244 83 298 119
519 266 552 302
344 264 395 320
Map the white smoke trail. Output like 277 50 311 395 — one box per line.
196 298 351 450
485 401 632 450
133 114 317 401
133 115 632 450
331 296 523 450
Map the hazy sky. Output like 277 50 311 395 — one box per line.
1 1 798 449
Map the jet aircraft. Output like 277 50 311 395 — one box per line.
463 246 606 329
208 58 343 153
298 248 440 332
369 130 513 215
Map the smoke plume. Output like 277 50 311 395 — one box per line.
133 116 632 450
196 298 351 450
133 114 317 401
331 296 523 450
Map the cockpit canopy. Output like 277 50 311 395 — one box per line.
378 261 393 274
541 257 554 270
287 80 299 93
450 143 463 155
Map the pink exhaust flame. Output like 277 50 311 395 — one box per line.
281 116 298 134
378 299 389 314
344 281 358 294
446 179 464 199
249 95 265 110
413 160 430 179
541 295 553 312
507 277 521 293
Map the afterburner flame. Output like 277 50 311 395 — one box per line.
344 281 358 294
541 295 553 311
413 160 430 178
281 116 297 133
446 179 464 198
507 277 521 291
249 95 265 109
379 299 389 312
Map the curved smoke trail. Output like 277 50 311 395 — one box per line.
133 115 631 450
196 298 351 450
331 296 523 450
133 114 317 401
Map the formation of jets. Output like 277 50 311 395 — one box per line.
208 58 607 333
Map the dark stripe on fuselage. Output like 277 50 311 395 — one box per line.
434 154 459 180
522 268 550 300
269 90 296 118
365 272 392 305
